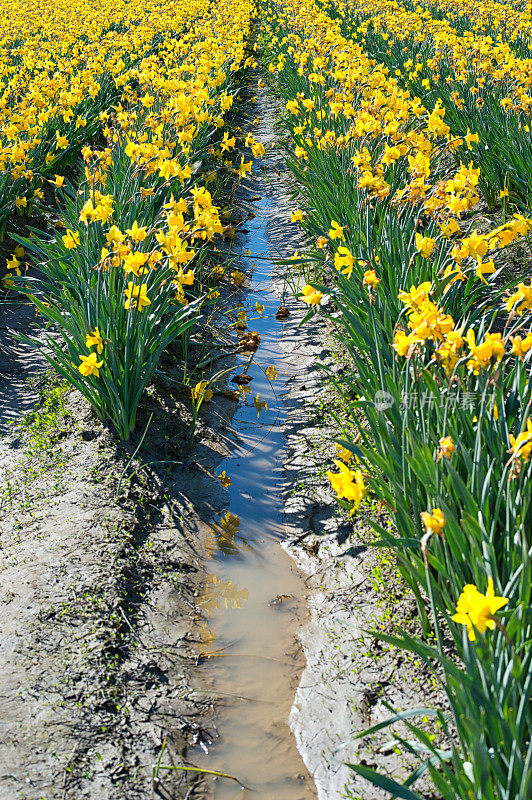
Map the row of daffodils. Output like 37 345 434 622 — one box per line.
5 0 256 439
417 0 532 44
317 0 532 209
261 0 531 797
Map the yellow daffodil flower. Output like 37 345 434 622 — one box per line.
85 328 104 354
126 221 148 242
192 380 213 403
438 436 455 459
363 269 380 288
124 282 151 310
78 352 103 377
415 233 436 258
421 508 446 536
62 229 80 249
509 419 532 462
301 284 322 305
326 460 366 513
452 578 509 641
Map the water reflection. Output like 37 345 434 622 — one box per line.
199 574 250 616
191 190 316 799
204 513 247 557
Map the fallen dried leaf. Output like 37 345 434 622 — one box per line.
231 374 253 385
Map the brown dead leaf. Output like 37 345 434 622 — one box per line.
231 374 253 385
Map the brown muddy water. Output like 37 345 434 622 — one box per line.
189 187 316 799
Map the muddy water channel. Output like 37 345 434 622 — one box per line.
190 183 316 799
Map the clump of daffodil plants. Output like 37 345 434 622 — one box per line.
262 0 531 796
9 0 255 439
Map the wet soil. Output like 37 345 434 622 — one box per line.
0 76 315 800
0 74 442 800
0 297 238 799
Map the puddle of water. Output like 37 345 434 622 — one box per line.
190 189 316 799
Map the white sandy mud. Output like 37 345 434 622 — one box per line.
0 76 439 800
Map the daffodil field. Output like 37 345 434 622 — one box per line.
261 0 531 795
2 0 257 438
1 0 531 796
